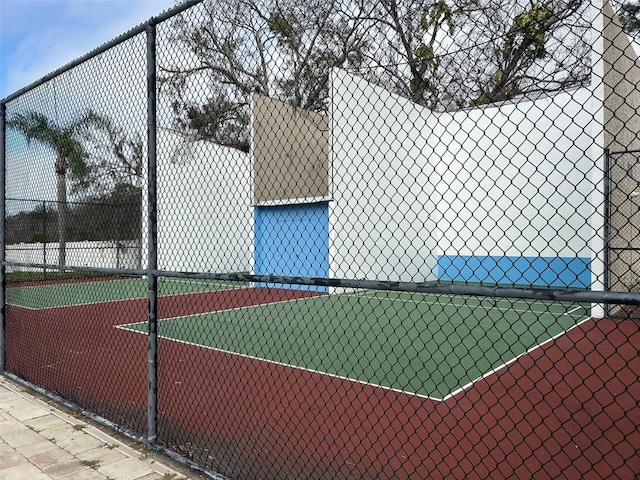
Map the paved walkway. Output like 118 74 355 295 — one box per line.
0 375 200 480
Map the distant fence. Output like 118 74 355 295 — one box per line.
2 0 639 479
6 240 140 272
4 198 141 273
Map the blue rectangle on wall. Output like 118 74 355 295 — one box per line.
437 255 591 288
254 202 329 292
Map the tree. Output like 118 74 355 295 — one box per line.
75 118 143 196
160 0 370 148
364 0 589 109
365 0 463 109
163 0 591 126
468 0 589 106
7 110 140 267
619 1 640 36
470 1 556 105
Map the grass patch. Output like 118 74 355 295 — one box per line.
81 459 101 469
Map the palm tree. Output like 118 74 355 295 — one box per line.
7 110 105 268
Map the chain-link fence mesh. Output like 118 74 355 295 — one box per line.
606 149 640 320
3 31 149 437
5 198 141 274
2 0 639 478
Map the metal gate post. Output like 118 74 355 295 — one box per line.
146 20 159 446
604 148 610 317
0 102 6 372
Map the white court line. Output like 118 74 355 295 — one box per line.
441 315 593 401
159 277 247 289
563 306 583 316
118 294 592 403
345 291 587 317
6 295 143 311
117 293 322 329
6 283 249 310
119 324 446 402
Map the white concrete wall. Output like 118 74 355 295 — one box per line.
330 69 597 286
151 129 254 274
330 69 440 283
435 88 595 259
6 241 140 271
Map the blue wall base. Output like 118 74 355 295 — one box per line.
438 255 591 288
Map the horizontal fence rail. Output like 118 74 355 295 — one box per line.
5 260 640 306
2 0 640 479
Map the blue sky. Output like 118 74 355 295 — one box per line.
1 0 176 100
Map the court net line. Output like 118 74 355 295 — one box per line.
344 290 588 317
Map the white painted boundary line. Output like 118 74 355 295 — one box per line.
116 294 319 328
5 278 247 310
563 306 583 316
346 290 589 317
117 294 594 403
118 321 447 402
440 316 593 401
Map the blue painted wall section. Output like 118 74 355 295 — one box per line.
438 255 592 288
254 202 329 292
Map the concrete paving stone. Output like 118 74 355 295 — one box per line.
39 423 79 444
14 474 53 480
0 451 27 470
96 456 156 480
9 402 51 422
24 413 70 432
58 468 106 480
3 427 45 448
0 441 15 455
0 376 201 480
45 461 91 480
58 432 105 455
0 417 27 435
133 474 189 480
77 445 132 465
15 438 60 457
0 388 14 401
3 396 41 412
0 462 47 480
29 449 76 472
0 397 23 412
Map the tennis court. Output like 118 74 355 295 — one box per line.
126 290 590 399
5 277 638 479
5 276 250 309
8 277 590 400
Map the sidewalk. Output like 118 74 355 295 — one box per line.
0 375 202 480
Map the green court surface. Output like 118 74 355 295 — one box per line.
122 291 590 399
6 277 247 309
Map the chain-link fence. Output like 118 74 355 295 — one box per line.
5 198 141 276
1 0 639 478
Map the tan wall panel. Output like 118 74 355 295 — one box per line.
252 94 329 204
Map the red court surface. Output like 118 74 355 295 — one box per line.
5 287 640 479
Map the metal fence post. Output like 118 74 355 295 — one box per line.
0 102 6 372
603 148 611 317
43 201 47 276
146 20 159 447
115 203 121 270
